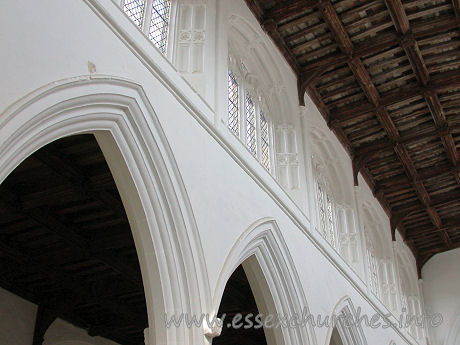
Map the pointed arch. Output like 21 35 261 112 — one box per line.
325 297 368 345
309 127 348 205
0 76 211 345
213 218 317 345
308 126 362 273
228 14 296 124
329 327 344 345
394 241 425 341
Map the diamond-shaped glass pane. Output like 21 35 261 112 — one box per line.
316 181 327 238
245 92 256 155
260 111 270 170
123 0 145 27
326 194 336 248
228 71 239 136
149 0 171 53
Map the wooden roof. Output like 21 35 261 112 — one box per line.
0 135 147 345
245 0 460 273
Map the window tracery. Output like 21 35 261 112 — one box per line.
122 0 145 27
227 57 272 172
379 259 399 314
362 207 401 316
314 165 338 249
227 70 239 136
396 248 425 341
121 0 171 54
336 207 360 272
245 91 257 156
365 230 380 298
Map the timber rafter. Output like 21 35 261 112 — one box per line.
246 0 460 272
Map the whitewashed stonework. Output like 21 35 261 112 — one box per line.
0 0 456 345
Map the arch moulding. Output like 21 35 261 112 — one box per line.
0 75 211 345
324 296 368 345
213 218 317 345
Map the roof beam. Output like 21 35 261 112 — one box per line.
299 15 454 74
247 0 460 266
244 0 264 22
385 0 410 33
318 0 447 243
452 0 460 24
400 32 430 86
318 1 353 55
316 1 384 109
304 0 405 229
333 69 460 121
384 0 459 184
321 0 441 236
262 19 300 75
390 189 460 218
264 0 319 21
424 91 460 166
354 126 440 158
300 33 398 73
298 65 331 101
376 163 459 192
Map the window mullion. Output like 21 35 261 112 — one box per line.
269 122 275 175
239 84 246 141
331 199 337 248
255 102 262 162
142 0 154 33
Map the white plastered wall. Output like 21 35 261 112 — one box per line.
422 248 460 345
0 288 118 345
0 0 430 345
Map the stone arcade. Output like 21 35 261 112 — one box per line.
0 1 459 345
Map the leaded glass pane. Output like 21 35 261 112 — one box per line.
123 0 145 27
367 242 379 297
228 71 239 136
326 194 336 248
316 181 327 238
260 111 270 170
149 0 171 53
245 92 257 155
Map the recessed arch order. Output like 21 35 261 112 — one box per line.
213 218 317 345
325 297 368 345
0 75 211 345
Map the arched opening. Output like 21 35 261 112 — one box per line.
212 219 317 345
327 298 367 345
0 77 211 345
213 261 270 345
329 328 344 345
0 134 148 344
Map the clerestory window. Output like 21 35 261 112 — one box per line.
314 170 338 249
121 0 171 54
363 227 382 299
227 69 271 171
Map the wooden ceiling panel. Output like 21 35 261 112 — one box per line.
338 0 394 43
403 0 454 25
0 134 147 345
246 0 460 271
